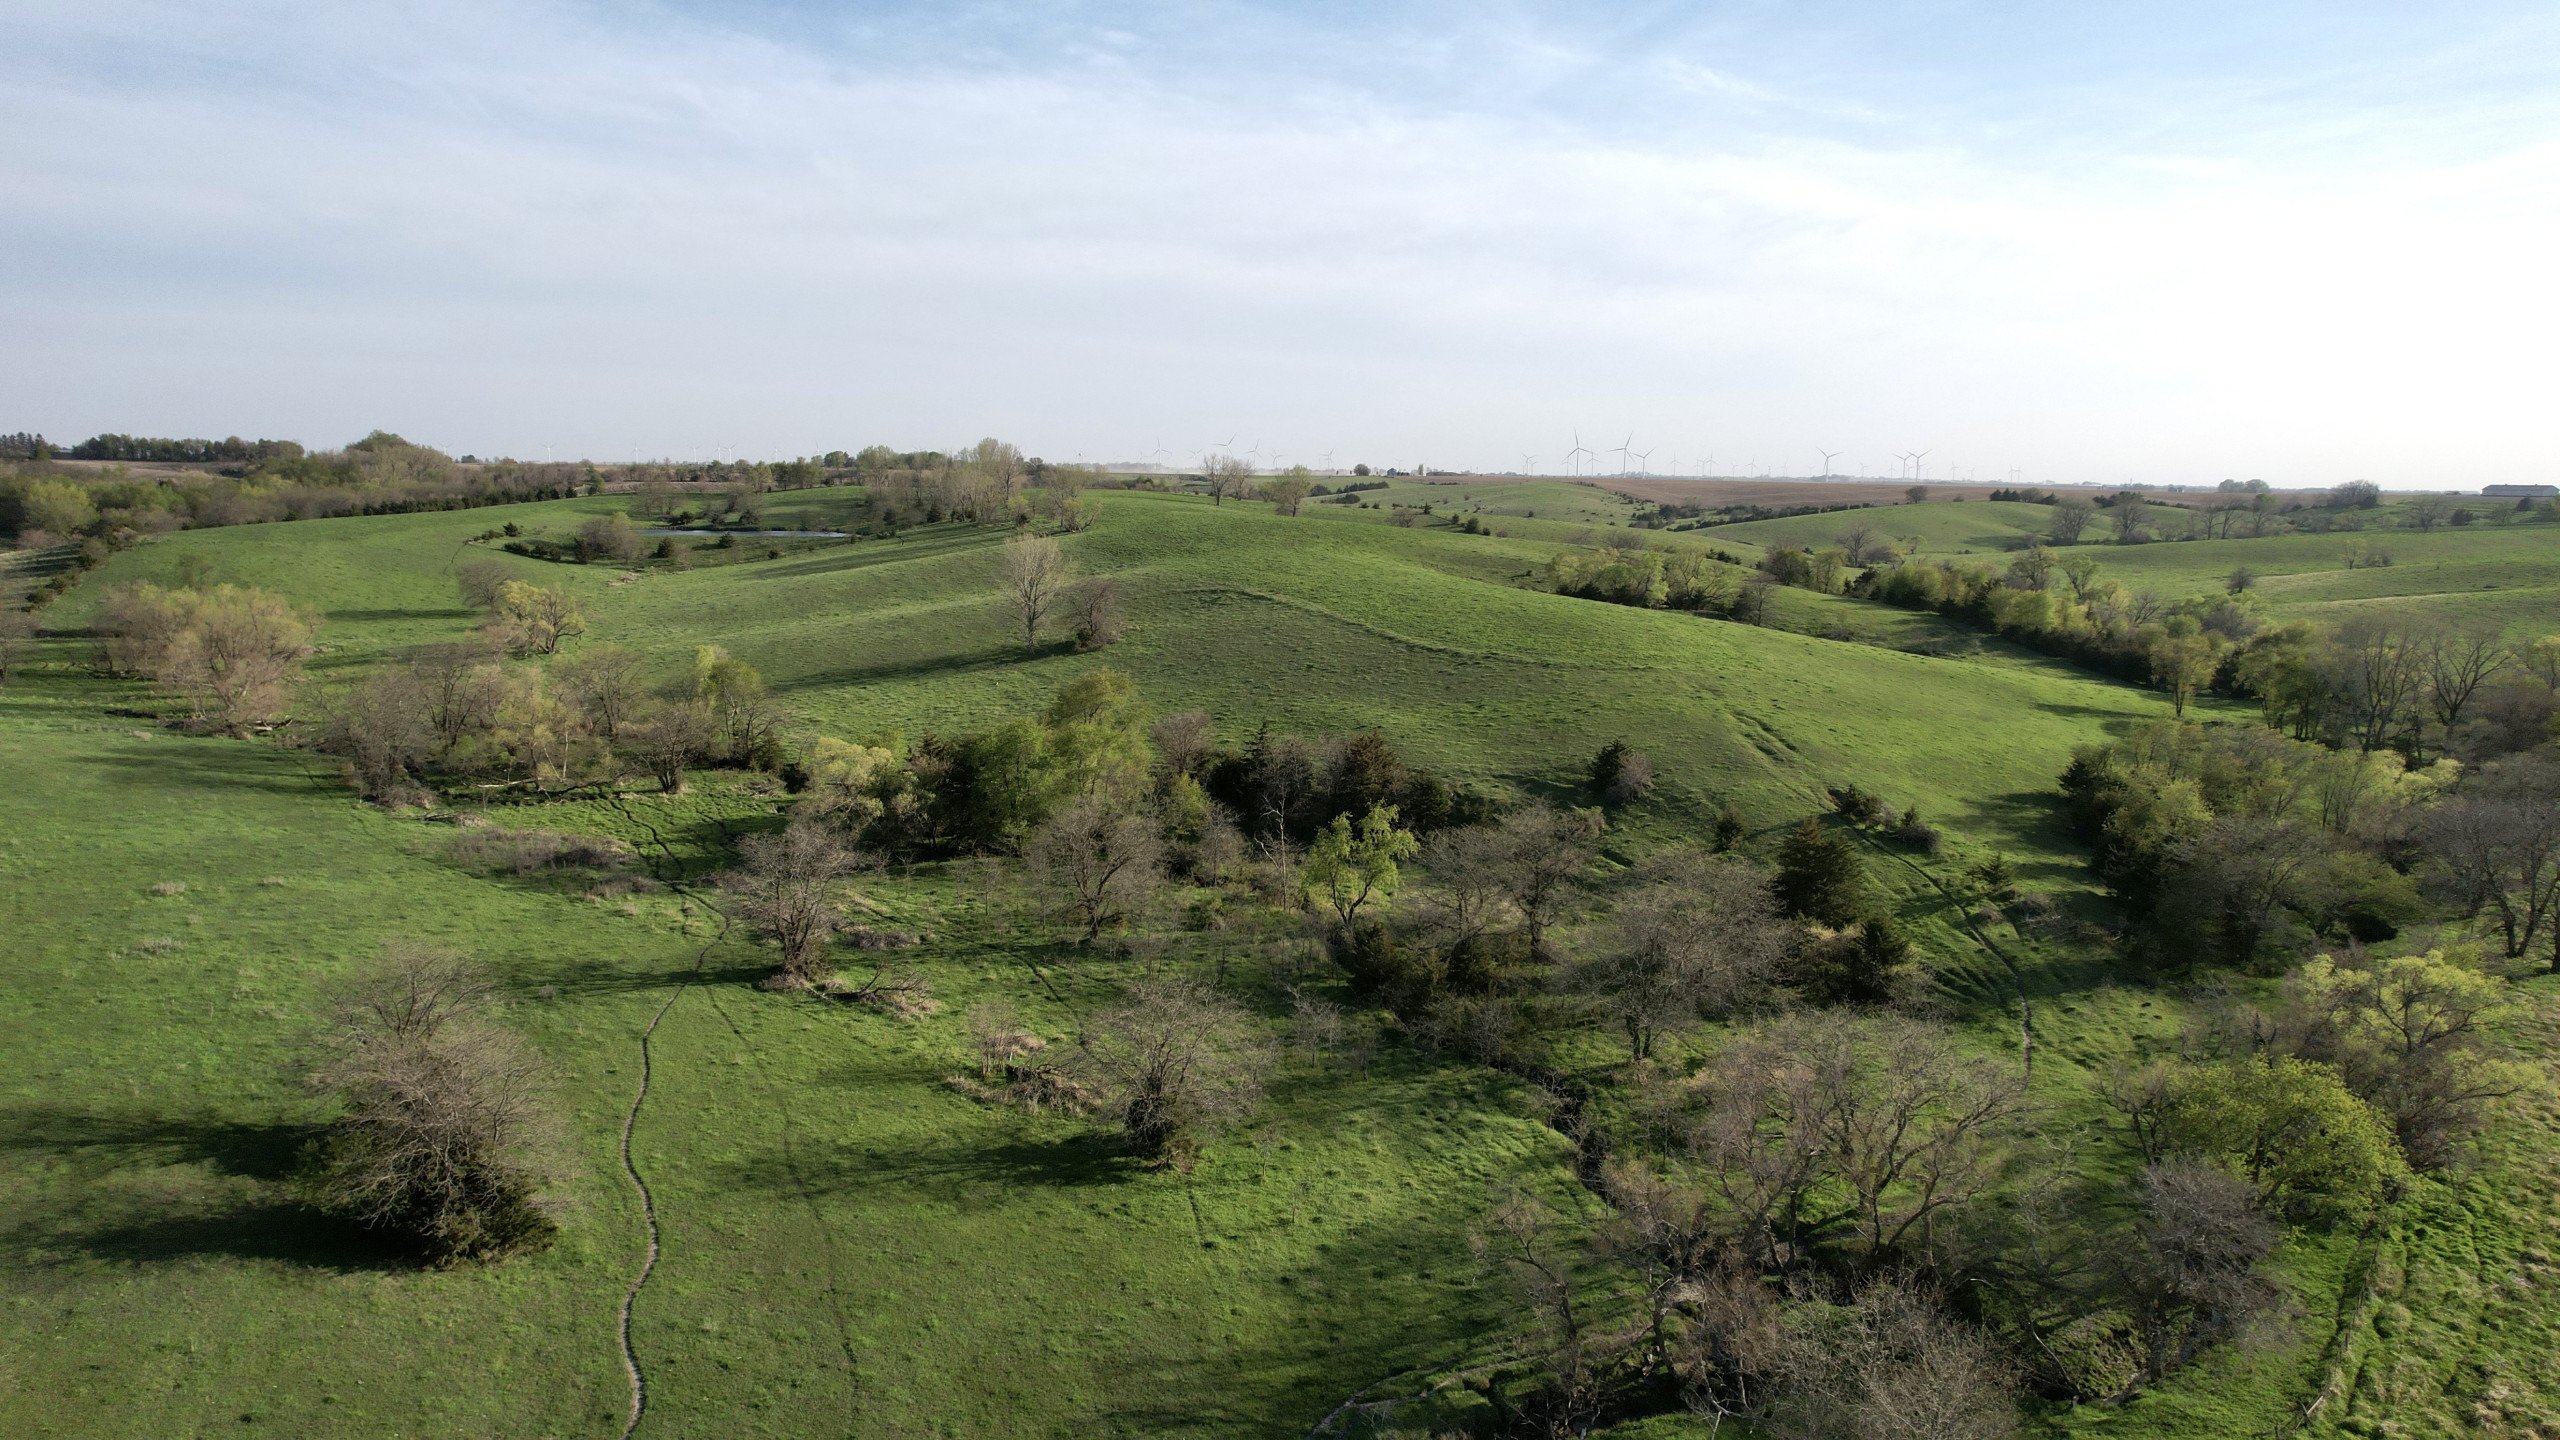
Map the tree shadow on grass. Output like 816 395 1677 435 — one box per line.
771 643 1033 694
534 954 769 1000
0 1105 315 1182
327 607 477 623
17 1202 409 1274
0 1106 411 1273
738 1129 1142 1203
74 747 327 797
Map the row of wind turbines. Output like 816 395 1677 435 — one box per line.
1547 434 1943 482
1140 433 1972 483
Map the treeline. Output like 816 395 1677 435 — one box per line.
67 434 307 463
1543 542 1773 622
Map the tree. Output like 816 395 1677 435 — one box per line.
2156 814 2328 968
2144 624 2224 719
306 943 556 1263
1026 791 1163 942
2151 1055 2402 1214
2048 499 2095 544
724 815 857 985
1073 976 1270 1167
22 478 99 536
2283 948 2525 1167
1766 1279 2019 1440
2403 494 2452 532
1201 454 1254 506
2322 615 2422 752
1773 817 1868 926
622 699 713 793
2111 1163 2280 1394
1587 739 1655 806
1687 1012 2019 1275
1069 577 1123 650
1572 850 1789 1057
1259 468 1314 515
2110 496 2150 544
553 643 646 740
2523 634 2560 692
127 583 316 732
693 645 782 767
490 581 583 657
1487 801 1602 956
2415 619 2508 738
0 610 36 685
1905 485 1929 505
1301 803 1420 932
2424 756 2560 962
573 511 646 564
1000 532 1071 655
318 667 436 802
456 558 513 612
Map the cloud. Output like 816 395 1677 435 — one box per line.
2 0 2557 482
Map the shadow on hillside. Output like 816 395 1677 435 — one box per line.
0 1105 314 1182
328 607 476 623
774 643 1041 693
74 746 325 797
0 1106 410 1273
535 955 769 1000
18 1203 406 1274
752 1130 1139 1201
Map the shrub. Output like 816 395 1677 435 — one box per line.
305 943 556 1264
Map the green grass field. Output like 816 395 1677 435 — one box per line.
13 483 2560 1437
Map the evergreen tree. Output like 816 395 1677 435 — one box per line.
1773 816 1868 926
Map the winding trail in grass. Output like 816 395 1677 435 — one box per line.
601 791 862 1434
614 920 714 1440
605 793 735 1440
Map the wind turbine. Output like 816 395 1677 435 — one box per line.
1815 447 1840 479
1521 453 1538 474
1612 432 1635 476
1319 449 1335 473
1628 446 1654 476
1566 430 1594 476
1910 450 1930 482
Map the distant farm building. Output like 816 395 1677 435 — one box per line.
2482 483 2558 498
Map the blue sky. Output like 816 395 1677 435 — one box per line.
6 1 2558 483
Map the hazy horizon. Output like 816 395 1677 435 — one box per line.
8 2 2559 488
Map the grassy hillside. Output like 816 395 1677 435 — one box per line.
1698 498 2061 558
20 484 2560 1437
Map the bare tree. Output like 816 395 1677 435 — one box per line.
1073 975 1271 1167
456 558 513 612
1475 1186 1611 1429
553 643 647 740
318 667 436 802
1487 801 1603 957
306 942 556 1263
1069 577 1123 651
621 698 714 793
2109 1163 2280 1395
1000 532 1071 654
2047 499 2095 544
1025 791 1164 943
1570 850 1791 1058
1201 453 1254 506
2415 619 2508 739
2322 616 2422 752
723 815 858 985
1766 1280 2018 1440
1685 1013 2020 1275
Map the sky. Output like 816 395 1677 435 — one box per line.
5 1 2559 486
